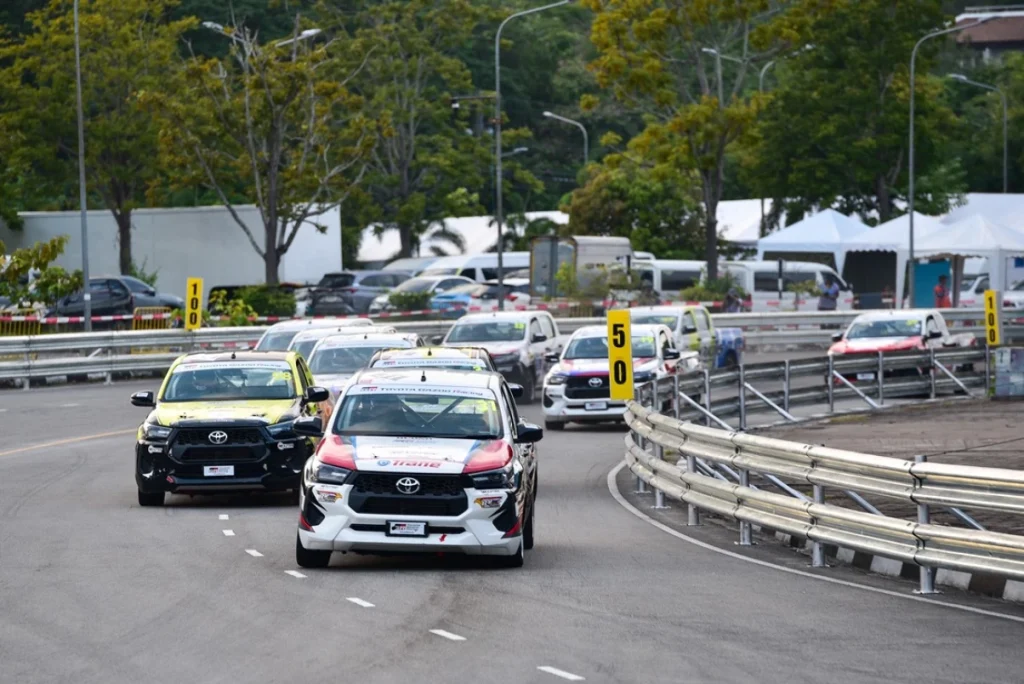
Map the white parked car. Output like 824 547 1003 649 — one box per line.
541 324 700 430
291 368 542 568
441 311 561 403
366 275 475 314
254 318 375 351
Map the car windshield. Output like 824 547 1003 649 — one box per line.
393 278 438 294
632 314 680 329
162 362 296 402
846 319 922 339
318 273 355 288
447 321 526 343
443 283 485 297
310 345 400 374
256 330 300 351
563 335 657 359
333 389 501 438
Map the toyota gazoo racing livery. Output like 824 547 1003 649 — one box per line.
292 369 542 568
255 318 375 351
287 324 399 361
307 331 423 400
368 346 497 372
542 324 699 430
441 311 561 403
827 309 976 384
131 351 330 506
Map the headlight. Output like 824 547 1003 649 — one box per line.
546 373 568 386
471 463 515 490
311 461 351 485
634 371 655 383
141 423 171 440
266 421 296 439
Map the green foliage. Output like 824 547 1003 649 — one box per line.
681 272 747 302
205 289 257 327
553 261 579 299
236 286 296 317
387 291 433 311
553 260 641 300
0 235 82 307
128 258 160 287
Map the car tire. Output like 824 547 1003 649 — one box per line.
520 372 537 404
295 533 332 569
137 489 165 507
497 540 525 568
544 420 564 431
523 504 535 551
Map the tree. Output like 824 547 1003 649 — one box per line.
0 0 194 274
144 19 378 284
582 0 818 278
0 235 83 308
740 0 964 227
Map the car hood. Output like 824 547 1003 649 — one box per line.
550 357 658 376
313 373 354 395
445 341 523 356
149 399 300 426
829 336 923 354
321 434 503 475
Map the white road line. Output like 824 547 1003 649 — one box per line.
0 409 8 413
60 403 80 408
607 461 1024 625
245 549 263 558
429 629 466 642
219 514 229 520
537 666 586 681
285 570 306 579
346 597 375 608
222 529 235 537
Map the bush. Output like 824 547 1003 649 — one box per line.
172 290 258 327
388 291 433 311
128 258 159 287
237 286 296 316
680 272 747 302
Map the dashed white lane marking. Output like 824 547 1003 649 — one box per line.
537 666 585 681
429 629 466 641
0 409 8 413
285 570 306 579
222 529 235 537
607 461 1024 625
245 549 263 558
60 403 80 408
346 597 375 608
219 514 229 520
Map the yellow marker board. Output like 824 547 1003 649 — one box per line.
607 309 634 401
984 289 1002 347
185 277 204 331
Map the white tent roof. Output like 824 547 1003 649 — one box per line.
916 214 1024 258
940 193 1024 229
755 209 867 273
844 212 944 251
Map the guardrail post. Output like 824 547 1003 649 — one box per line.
929 348 937 399
635 388 649 495
914 454 939 594
652 441 668 510
686 452 700 526
877 351 884 405
22 343 30 391
738 363 747 431
738 468 752 545
783 359 791 412
673 373 681 421
827 354 835 413
811 484 826 567
703 368 712 427
985 346 992 395
104 347 113 386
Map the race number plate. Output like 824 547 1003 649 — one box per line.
856 373 875 381
387 521 428 537
584 401 608 411
203 465 234 477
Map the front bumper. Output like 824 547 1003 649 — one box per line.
298 479 523 556
542 385 627 424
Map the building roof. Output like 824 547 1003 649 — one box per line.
956 15 1024 45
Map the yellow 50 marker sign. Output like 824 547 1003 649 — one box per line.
607 310 634 401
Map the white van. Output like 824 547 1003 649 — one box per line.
420 252 531 282
722 260 853 312
632 259 706 295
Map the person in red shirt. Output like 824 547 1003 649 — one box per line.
934 274 952 308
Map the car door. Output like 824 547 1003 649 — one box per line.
680 309 701 354
692 307 715 366
658 329 676 376
501 382 536 496
536 314 559 372
527 317 548 385
107 278 134 314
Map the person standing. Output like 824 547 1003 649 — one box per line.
724 288 743 313
934 274 952 309
818 275 840 312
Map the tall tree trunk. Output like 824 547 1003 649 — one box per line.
399 224 413 258
875 174 892 224
701 170 720 281
115 209 132 275
264 221 280 285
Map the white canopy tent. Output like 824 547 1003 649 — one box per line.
755 209 868 273
915 214 1024 295
843 212 945 303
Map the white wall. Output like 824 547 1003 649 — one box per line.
0 205 343 298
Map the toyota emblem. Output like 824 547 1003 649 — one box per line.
208 430 229 445
588 377 603 388
395 477 421 494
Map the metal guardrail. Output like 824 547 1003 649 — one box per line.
623 347 1024 589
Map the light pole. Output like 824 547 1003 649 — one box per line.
759 60 776 93
542 111 588 166
907 17 991 307
949 73 1008 194
700 47 742 104
496 0 572 310
275 28 322 48
74 0 91 331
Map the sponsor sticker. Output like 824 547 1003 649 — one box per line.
346 384 493 399
173 361 291 373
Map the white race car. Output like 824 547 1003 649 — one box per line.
306 331 422 397
541 324 699 430
255 318 375 351
292 368 542 568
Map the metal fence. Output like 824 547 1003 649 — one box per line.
623 347 1024 590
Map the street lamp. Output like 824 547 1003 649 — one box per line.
495 0 572 310
949 73 1008 194
759 60 776 93
700 47 742 104
73 0 91 331
542 111 588 165
907 17 992 307
276 28 322 48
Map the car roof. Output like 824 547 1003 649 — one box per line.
350 367 502 389
376 346 488 359
177 350 295 364
291 324 396 341
630 305 699 316
852 309 939 323
266 318 373 332
573 323 668 338
312 332 418 349
481 278 529 286
454 310 548 324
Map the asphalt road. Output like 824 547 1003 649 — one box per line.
2 381 1023 683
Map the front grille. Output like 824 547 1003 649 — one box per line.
178 446 261 462
174 427 264 446
354 496 468 517
352 473 464 497
565 374 610 400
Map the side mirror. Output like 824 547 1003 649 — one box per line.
304 386 330 403
927 330 943 340
508 383 524 398
130 391 155 407
830 332 843 342
663 348 681 360
515 422 543 444
544 352 560 363
293 415 324 437
432 335 445 345
531 333 547 343
682 325 697 334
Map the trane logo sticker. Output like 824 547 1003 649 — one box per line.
377 459 443 468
